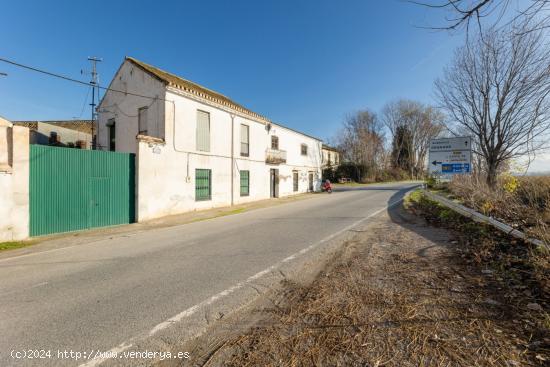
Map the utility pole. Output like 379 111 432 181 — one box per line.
83 57 102 149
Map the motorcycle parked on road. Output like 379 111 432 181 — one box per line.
321 180 333 193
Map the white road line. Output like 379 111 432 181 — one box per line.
78 198 403 367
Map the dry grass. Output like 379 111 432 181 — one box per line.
411 189 549 305
447 175 550 245
172 205 549 367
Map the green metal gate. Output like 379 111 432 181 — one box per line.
29 145 135 236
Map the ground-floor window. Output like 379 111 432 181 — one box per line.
293 170 299 192
195 169 211 201
240 170 250 196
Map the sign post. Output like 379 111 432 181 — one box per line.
428 137 472 178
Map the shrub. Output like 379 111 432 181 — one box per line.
448 174 550 245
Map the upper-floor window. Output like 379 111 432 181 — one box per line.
138 106 148 135
271 135 279 150
108 119 116 151
196 110 210 152
240 124 249 157
301 144 308 156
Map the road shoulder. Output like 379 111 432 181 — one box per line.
0 193 317 260
162 203 548 366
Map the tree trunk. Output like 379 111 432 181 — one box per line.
486 161 498 189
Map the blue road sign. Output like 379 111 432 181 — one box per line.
441 163 471 174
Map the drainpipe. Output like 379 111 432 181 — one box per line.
230 113 235 206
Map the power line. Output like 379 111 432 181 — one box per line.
74 86 92 119
0 57 166 101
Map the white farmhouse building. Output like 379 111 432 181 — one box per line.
321 144 341 169
97 57 322 221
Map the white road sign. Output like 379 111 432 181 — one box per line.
429 136 472 175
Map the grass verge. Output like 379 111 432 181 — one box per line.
0 240 36 252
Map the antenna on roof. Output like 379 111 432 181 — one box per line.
82 57 102 149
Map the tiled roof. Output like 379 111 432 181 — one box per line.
126 57 269 123
13 120 93 134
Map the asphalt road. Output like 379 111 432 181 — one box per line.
0 182 417 367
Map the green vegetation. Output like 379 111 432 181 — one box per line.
219 208 246 216
446 175 550 246
0 240 35 252
408 189 549 308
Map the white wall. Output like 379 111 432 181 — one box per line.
135 87 322 221
321 148 340 169
98 60 322 221
97 60 166 154
0 126 30 241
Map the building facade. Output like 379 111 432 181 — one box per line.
98 57 322 221
321 144 340 169
13 120 93 149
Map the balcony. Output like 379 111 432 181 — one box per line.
265 148 287 164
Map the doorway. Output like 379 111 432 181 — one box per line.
308 172 314 192
270 168 279 198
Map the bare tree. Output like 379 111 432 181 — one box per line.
435 23 550 187
413 0 550 33
382 100 445 178
335 110 386 181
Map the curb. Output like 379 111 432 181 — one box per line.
422 189 548 251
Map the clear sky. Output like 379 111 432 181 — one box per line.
1 0 547 171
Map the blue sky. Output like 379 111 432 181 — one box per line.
0 1 465 139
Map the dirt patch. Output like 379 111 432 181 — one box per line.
161 202 549 366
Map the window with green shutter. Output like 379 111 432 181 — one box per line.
195 169 211 201
240 124 249 157
240 170 249 196
196 110 210 151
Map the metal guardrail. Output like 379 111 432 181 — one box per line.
422 189 548 250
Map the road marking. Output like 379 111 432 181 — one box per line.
78 197 404 367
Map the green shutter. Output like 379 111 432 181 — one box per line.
195 169 211 201
240 124 249 156
196 110 210 151
240 170 249 196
